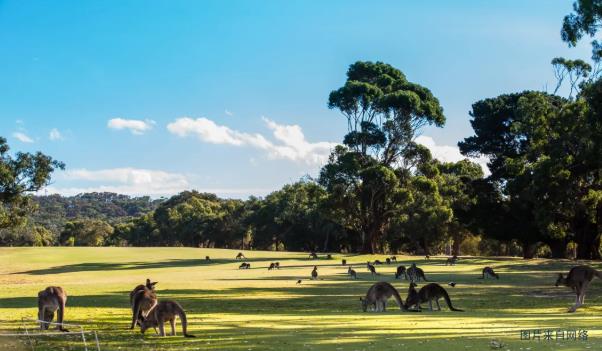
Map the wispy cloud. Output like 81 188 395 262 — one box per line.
415 135 490 175
167 117 338 165
225 109 234 116
49 128 63 141
12 132 34 143
107 118 155 135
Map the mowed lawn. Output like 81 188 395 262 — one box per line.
1 248 602 351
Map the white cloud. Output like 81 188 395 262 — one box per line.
167 117 337 165
49 128 63 141
107 118 155 135
13 132 34 143
45 167 190 197
225 109 234 116
415 135 490 175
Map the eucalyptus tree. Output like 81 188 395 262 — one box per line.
0 137 64 229
322 61 445 253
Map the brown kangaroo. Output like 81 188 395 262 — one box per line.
395 265 408 280
407 264 428 282
37 286 68 331
236 252 246 260
405 283 463 312
130 280 158 329
479 267 499 280
556 265 602 312
360 282 407 312
140 300 195 337
367 262 378 276
311 266 318 280
348 266 357 279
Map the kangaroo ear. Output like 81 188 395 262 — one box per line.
151 281 158 286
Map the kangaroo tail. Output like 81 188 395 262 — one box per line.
442 289 463 312
177 306 195 338
130 294 142 329
391 288 406 311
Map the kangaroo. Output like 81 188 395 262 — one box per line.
311 266 318 280
390 256 397 262
395 265 408 280
367 262 378 276
236 252 246 260
37 286 68 331
480 267 499 280
407 264 428 282
360 282 407 312
274 262 280 269
348 266 357 279
425 255 430 260
404 282 420 311
130 281 158 329
239 262 250 269
405 283 463 312
386 258 391 264
556 265 602 312
342 259 347 266
140 300 195 337
374 260 383 265
268 263 276 270
445 257 457 266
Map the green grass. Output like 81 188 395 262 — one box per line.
1 247 601 350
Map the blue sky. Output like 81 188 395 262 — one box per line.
0 0 593 198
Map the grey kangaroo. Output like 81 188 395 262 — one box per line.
360 282 407 312
37 286 68 331
556 265 602 312
479 267 499 279
407 264 428 282
311 266 318 280
348 266 357 279
367 262 378 276
130 280 158 329
140 300 195 337
395 265 408 280
405 283 463 312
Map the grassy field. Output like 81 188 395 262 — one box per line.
1 248 602 351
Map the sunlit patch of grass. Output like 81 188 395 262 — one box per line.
1 247 602 350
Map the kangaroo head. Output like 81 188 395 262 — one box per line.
139 319 150 334
146 279 158 289
555 273 565 287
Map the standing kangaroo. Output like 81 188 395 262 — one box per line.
556 265 602 312
407 264 428 282
140 300 195 337
348 266 357 279
311 266 318 280
405 283 463 312
130 280 158 329
395 265 408 280
37 286 68 331
367 262 377 276
360 282 408 312
479 267 499 280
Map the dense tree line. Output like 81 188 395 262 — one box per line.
1 2 600 258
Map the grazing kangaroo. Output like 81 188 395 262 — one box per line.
360 282 405 312
407 264 428 282
395 265 408 280
374 260 383 265
390 256 397 262
239 262 250 269
130 281 158 329
367 262 378 276
348 266 357 279
268 263 276 270
37 286 68 331
386 258 391 264
404 282 420 311
140 300 195 337
405 283 463 312
445 257 457 266
556 265 602 312
311 266 318 280
274 262 280 269
480 267 499 279
236 252 246 260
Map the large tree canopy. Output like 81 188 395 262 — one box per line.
0 137 64 229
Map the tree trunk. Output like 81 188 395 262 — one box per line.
575 215 601 260
522 242 537 259
548 239 567 259
452 239 461 256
